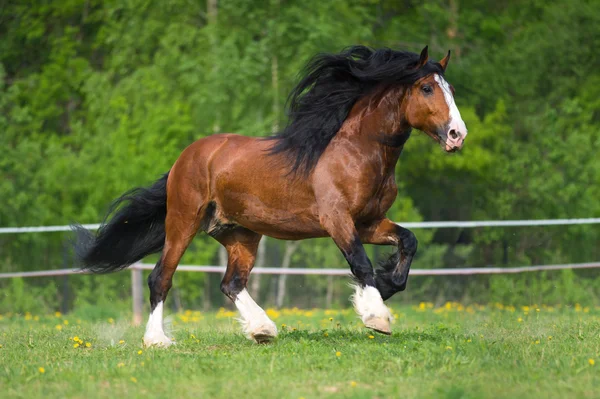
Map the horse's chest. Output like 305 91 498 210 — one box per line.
355 176 397 220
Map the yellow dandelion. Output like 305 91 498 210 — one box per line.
140 362 145 366
55 325 63 331
336 351 341 357
589 359 595 366
130 377 137 383
368 335 374 339
446 346 453 351
63 320 69 325
190 334 196 339
108 318 114 324
85 342 91 348
55 311 61 317
38 367 45 374
73 336 79 342
117 362 125 368
517 317 523 322
535 340 540 345
281 324 286 328
536 308 540 312
0 344 3 348
329 317 333 321
350 381 357 387
323 332 329 337
467 339 472 343
548 336 553 341
73 343 80 348
119 340 125 344
137 350 143 355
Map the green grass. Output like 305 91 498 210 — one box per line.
1 303 599 399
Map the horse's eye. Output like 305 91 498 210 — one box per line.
422 85 433 95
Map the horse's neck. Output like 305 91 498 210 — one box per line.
339 87 411 172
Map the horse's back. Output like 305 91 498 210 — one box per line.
172 133 325 239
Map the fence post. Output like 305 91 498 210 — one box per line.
326 275 334 308
131 265 144 326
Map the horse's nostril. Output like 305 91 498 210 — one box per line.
449 129 458 140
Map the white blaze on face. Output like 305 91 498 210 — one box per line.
434 74 467 148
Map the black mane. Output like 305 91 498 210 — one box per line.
265 45 445 175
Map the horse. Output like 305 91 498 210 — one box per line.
73 45 468 347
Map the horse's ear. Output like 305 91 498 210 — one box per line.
416 45 429 68
439 50 451 72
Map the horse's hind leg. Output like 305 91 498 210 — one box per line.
143 199 202 347
215 228 277 343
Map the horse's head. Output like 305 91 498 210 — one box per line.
404 46 467 152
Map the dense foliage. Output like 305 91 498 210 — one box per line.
1 0 599 312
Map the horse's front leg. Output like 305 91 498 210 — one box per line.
359 218 418 301
319 212 393 335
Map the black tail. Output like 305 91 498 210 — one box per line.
72 172 169 274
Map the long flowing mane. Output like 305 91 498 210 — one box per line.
266 45 445 175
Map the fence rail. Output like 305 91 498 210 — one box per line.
2 261 600 279
1 217 600 234
2 262 599 324
1 217 599 324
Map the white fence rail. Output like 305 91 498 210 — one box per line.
3 261 600 279
1 262 600 325
1 218 600 234
1 218 599 324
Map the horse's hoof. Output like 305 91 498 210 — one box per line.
143 333 174 348
364 317 392 335
249 324 278 344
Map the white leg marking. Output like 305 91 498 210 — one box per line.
143 302 173 347
234 289 277 342
351 285 392 334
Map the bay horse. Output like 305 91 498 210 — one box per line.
73 45 467 347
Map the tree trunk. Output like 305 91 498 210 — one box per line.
325 275 334 309
207 0 221 133
276 241 300 308
250 237 266 299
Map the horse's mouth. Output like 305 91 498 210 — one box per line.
434 133 461 153
444 144 459 152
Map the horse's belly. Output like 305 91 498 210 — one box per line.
215 186 326 240
204 134 328 239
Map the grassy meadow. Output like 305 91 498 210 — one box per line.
1 303 599 399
